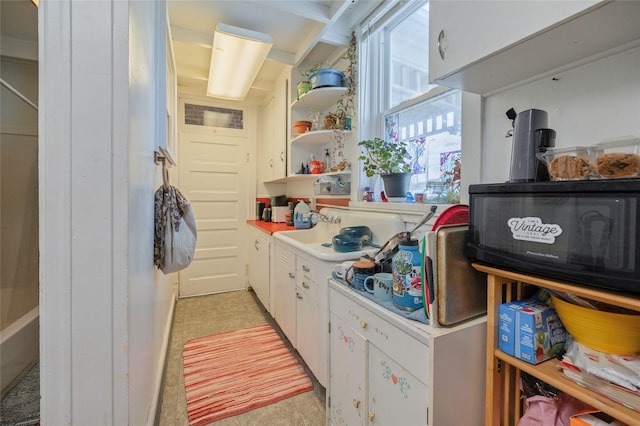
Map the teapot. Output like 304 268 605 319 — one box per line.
309 160 325 174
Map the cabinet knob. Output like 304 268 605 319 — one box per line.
280 151 285 162
296 292 303 300
352 399 360 408
437 29 446 60
302 282 310 289
360 320 368 329
254 240 259 250
302 265 311 273
368 411 376 421
288 272 295 279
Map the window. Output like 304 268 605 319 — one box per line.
358 1 462 204
184 103 244 129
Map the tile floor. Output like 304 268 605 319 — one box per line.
157 290 326 426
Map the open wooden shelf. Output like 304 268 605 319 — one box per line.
474 263 640 426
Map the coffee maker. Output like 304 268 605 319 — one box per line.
508 108 556 182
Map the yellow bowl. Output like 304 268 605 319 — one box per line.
551 295 640 355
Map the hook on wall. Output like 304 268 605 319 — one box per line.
154 147 175 167
154 147 175 189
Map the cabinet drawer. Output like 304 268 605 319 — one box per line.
330 287 430 381
296 253 315 276
296 274 318 301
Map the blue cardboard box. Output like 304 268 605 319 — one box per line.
498 301 526 357
498 298 566 364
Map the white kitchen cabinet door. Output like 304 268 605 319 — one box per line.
272 77 288 180
328 313 367 426
367 344 428 425
273 242 297 346
429 0 599 82
295 276 320 382
259 97 276 183
248 227 270 311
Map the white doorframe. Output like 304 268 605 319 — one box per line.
176 95 257 297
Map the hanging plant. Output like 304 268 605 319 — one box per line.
335 32 357 125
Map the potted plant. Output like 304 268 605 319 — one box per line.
309 63 344 89
296 63 319 99
358 137 412 198
297 70 313 99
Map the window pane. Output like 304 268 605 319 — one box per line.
388 3 432 108
184 103 244 129
384 90 462 203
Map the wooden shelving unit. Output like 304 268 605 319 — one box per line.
473 263 640 426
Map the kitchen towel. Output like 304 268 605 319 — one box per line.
183 324 313 425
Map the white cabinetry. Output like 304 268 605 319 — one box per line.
248 227 271 312
295 252 323 384
273 242 297 345
272 239 334 386
289 87 351 186
429 0 640 93
272 78 288 180
328 281 487 426
260 78 288 182
259 96 276 183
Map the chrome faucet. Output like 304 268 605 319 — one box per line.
318 214 341 224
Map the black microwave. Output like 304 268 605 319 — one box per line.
466 179 640 295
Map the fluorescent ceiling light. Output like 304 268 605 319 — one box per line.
207 23 273 101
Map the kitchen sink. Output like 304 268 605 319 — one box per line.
273 208 405 261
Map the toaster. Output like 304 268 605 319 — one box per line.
271 206 290 223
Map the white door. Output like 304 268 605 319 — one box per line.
178 109 250 296
328 313 366 426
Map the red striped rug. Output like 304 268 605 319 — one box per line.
183 324 313 425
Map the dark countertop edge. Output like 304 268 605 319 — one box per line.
247 220 297 235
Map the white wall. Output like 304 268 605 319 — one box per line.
128 1 177 425
40 1 174 424
480 46 640 184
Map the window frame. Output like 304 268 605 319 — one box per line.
353 1 480 211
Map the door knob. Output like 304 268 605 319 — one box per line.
360 320 368 329
368 411 376 421
352 399 360 408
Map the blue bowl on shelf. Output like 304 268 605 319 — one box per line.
309 68 344 89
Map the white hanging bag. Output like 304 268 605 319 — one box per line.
160 194 197 274
154 164 197 274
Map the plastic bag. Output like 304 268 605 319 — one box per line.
518 373 591 426
161 201 197 274
154 185 197 274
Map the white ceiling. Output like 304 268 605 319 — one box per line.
168 0 381 102
1 0 381 102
